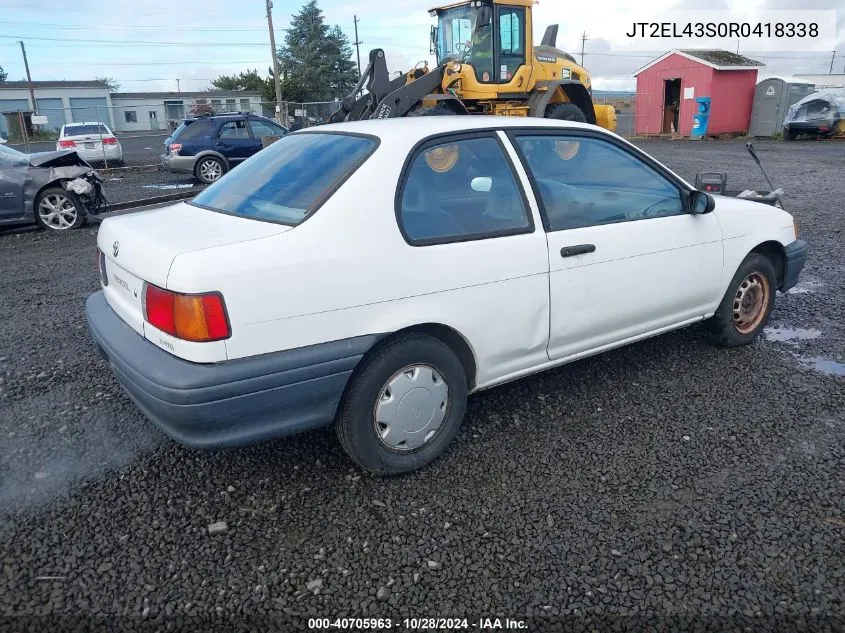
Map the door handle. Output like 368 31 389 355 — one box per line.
560 244 596 258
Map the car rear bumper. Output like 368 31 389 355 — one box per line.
85 291 378 449
160 153 197 174
67 145 123 163
782 239 808 292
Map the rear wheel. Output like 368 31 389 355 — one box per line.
35 187 86 232
704 253 777 347
784 128 796 141
336 334 468 475
195 156 226 184
545 102 587 123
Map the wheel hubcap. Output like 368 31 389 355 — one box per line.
373 365 449 452
733 272 770 334
38 194 77 230
200 160 222 181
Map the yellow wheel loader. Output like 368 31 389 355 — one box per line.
329 0 616 131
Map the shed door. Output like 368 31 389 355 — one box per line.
754 81 783 136
69 97 109 124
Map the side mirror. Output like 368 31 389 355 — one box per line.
471 176 492 192
477 6 492 28
691 190 715 214
430 25 437 56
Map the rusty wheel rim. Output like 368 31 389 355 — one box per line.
733 272 770 334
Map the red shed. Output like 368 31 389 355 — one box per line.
633 50 763 137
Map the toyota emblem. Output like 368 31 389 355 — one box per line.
112 241 120 257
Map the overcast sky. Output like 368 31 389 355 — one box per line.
0 0 841 94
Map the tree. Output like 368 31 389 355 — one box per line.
0 65 7 83
96 76 120 91
188 102 214 116
278 1 358 102
211 69 275 102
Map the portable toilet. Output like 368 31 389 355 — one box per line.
749 76 816 137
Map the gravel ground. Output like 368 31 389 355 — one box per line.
0 139 843 632
101 171 204 206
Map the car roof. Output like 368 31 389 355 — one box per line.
300 116 613 140
64 121 109 127
296 116 692 190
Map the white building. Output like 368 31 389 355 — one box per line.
0 80 115 137
110 91 265 132
0 80 266 137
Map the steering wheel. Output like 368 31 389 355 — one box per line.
454 42 470 56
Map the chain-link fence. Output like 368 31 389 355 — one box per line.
1 95 658 152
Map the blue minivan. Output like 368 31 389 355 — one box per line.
161 112 288 184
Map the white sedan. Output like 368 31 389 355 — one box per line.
85 117 808 474
57 122 123 166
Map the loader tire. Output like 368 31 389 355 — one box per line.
408 103 459 117
545 103 587 123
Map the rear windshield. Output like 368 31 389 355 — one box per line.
64 124 109 136
173 119 213 140
190 133 377 226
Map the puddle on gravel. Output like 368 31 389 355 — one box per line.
765 326 823 343
797 357 845 377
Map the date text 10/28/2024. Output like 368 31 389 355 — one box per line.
308 618 528 630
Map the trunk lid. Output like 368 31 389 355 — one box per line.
97 202 291 334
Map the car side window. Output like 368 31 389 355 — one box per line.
398 135 532 245
218 120 249 139
249 120 285 138
514 135 685 231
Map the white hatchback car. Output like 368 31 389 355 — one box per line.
86 117 807 474
57 122 123 166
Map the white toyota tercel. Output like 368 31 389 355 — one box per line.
86 117 808 474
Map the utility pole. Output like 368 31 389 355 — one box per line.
353 15 363 96
18 40 37 114
266 0 284 124
579 32 588 67
353 15 363 79
176 78 181 93
736 38 740 54
830 49 836 74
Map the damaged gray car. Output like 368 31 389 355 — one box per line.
0 144 107 232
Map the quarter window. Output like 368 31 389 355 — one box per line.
514 135 685 231
398 136 531 244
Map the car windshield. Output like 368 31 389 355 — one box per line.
64 124 109 136
190 132 377 226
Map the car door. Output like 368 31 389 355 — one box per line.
214 119 254 163
395 132 551 384
0 146 28 221
508 131 724 361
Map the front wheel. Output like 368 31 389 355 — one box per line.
704 253 777 347
35 187 86 231
336 334 468 475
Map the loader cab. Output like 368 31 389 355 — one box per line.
432 1 528 86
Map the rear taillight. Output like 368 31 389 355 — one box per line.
58 140 76 148
143 283 230 342
169 143 182 155
97 249 108 286
102 137 118 146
